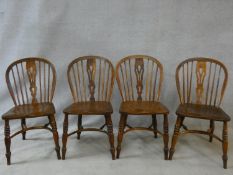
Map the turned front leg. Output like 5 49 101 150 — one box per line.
116 114 127 159
105 114 115 160
4 119 11 165
49 115 61 160
169 116 182 160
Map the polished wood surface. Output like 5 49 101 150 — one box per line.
115 55 169 160
62 56 115 160
2 102 55 119
120 101 169 115
63 101 113 115
169 57 230 169
2 57 61 165
176 103 230 121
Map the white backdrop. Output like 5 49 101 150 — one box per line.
0 0 233 174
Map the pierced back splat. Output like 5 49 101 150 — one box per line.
196 61 206 104
26 60 38 103
135 58 144 101
86 59 96 101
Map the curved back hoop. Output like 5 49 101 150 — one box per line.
67 56 115 102
116 55 164 102
176 57 228 106
6 57 56 106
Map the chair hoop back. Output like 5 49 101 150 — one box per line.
176 57 228 106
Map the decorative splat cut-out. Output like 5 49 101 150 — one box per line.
196 61 206 104
87 59 96 101
26 60 38 103
134 58 144 101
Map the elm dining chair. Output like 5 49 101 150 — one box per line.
2 57 61 165
115 55 169 160
62 56 115 160
169 57 230 169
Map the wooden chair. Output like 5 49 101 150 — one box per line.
169 57 230 169
2 57 61 165
62 56 115 160
115 55 169 160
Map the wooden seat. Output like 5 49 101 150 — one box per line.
120 101 169 115
176 103 230 121
116 55 169 160
62 56 115 160
2 103 55 119
63 101 113 115
169 57 231 169
2 57 61 165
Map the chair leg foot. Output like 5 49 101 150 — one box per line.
77 134 80 140
22 133 26 140
6 152 11 165
164 148 169 160
110 148 116 160
55 147 61 160
222 155 228 169
116 147 121 159
49 115 61 160
168 149 174 160
62 148 67 160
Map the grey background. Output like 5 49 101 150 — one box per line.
0 0 233 174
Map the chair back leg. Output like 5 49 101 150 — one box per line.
77 115 82 140
209 120 215 142
163 114 169 160
62 114 69 160
222 121 228 169
152 115 158 138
